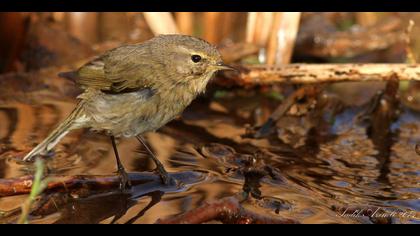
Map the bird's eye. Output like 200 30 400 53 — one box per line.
191 55 202 63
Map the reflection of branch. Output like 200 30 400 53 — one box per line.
0 173 160 197
252 85 321 138
224 64 420 86
156 196 299 224
366 74 400 184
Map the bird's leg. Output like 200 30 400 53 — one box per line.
110 136 131 190
136 135 172 185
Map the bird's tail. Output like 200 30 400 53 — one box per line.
23 103 86 161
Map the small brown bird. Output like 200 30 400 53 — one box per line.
23 34 233 189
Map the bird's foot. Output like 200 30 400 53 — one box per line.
117 168 132 191
155 166 177 186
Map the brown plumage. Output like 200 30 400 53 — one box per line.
23 34 233 189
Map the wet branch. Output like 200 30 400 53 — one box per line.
226 64 420 86
0 173 160 197
155 196 299 224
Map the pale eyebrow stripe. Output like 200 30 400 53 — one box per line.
175 46 206 57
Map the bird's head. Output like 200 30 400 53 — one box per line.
148 34 235 93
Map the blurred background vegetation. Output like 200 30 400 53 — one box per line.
1 12 420 74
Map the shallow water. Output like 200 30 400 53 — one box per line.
0 73 419 224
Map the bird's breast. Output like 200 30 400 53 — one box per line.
81 87 197 137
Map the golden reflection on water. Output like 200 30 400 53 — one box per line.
0 80 419 224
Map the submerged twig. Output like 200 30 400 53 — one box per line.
155 196 299 224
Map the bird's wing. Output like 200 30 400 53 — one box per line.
76 45 157 93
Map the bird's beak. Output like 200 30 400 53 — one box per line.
214 62 238 72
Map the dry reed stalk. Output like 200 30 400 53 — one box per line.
253 12 274 47
143 12 179 35
51 12 65 22
175 12 194 35
203 12 222 44
220 12 235 41
246 12 258 43
65 12 99 44
266 13 283 65
404 20 416 64
355 12 379 27
267 12 301 65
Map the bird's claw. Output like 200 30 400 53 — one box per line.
117 168 132 191
155 167 177 186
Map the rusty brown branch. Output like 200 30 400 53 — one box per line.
0 173 160 197
155 196 299 224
